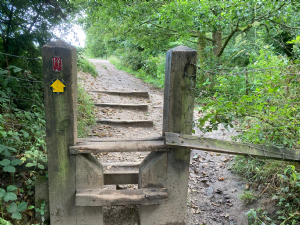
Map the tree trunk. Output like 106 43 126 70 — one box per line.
212 30 222 56
198 32 207 66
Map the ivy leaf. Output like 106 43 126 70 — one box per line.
11 212 22 220
8 66 22 73
4 165 16 173
7 202 17 213
21 130 29 138
17 202 28 212
10 159 22 166
0 144 17 157
26 162 37 168
37 163 45 170
0 188 5 197
4 192 17 202
0 159 10 166
7 185 18 192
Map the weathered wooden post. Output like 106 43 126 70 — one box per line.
42 40 103 224
139 46 197 224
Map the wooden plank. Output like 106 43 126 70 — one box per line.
103 163 139 184
165 132 300 162
140 46 197 224
95 103 148 110
78 136 163 143
76 154 104 224
102 162 140 167
76 188 168 206
96 119 153 127
70 140 168 154
88 90 149 98
42 39 78 224
104 171 138 185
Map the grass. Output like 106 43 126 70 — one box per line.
77 58 98 78
108 55 164 88
77 84 96 138
232 156 300 224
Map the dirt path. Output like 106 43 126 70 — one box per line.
78 59 257 225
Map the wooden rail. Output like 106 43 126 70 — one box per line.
95 103 148 110
70 140 168 154
165 132 300 162
76 188 168 206
78 136 163 143
97 119 153 127
88 90 149 98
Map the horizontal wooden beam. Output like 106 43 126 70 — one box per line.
104 171 138 185
102 162 140 167
88 90 149 98
95 103 148 110
165 132 300 162
77 137 163 143
76 188 168 206
97 119 153 127
103 162 139 185
70 140 168 154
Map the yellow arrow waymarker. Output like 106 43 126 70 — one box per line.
50 78 66 94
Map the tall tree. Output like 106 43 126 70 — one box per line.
0 0 78 63
81 0 300 64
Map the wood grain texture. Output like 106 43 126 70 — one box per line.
140 46 197 225
76 188 168 206
88 90 149 98
103 162 139 184
70 140 168 154
76 154 104 224
96 119 153 127
77 136 163 143
165 132 300 162
95 103 148 110
42 40 78 225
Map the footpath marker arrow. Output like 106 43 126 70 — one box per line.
50 78 66 94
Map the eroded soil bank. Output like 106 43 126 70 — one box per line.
78 59 265 225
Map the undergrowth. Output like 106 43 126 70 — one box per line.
0 57 97 224
77 84 96 138
108 55 165 88
233 156 300 224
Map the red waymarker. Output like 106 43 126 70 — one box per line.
52 57 62 72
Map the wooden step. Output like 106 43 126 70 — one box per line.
77 136 163 143
96 119 153 127
88 90 149 98
95 103 148 110
70 140 168 154
76 188 168 206
104 170 139 185
103 162 139 185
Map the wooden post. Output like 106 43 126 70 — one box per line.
42 40 78 224
139 46 197 224
43 40 104 225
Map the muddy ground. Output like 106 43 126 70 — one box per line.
78 59 269 225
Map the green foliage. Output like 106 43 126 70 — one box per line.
108 55 165 88
233 156 300 224
0 217 12 225
77 84 96 138
240 191 256 204
198 46 300 149
77 47 98 78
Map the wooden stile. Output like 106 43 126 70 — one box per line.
76 188 168 206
